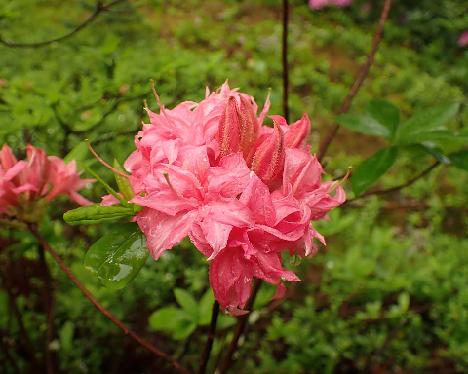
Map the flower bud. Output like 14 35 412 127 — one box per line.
218 96 258 158
284 114 311 149
251 123 285 186
218 96 241 158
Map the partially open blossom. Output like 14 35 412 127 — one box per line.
309 0 353 10
0 144 94 221
119 82 345 314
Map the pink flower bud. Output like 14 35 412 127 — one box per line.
218 96 258 158
251 123 285 186
284 114 311 149
218 96 241 158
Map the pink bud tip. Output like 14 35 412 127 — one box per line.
218 96 241 158
251 123 285 186
284 114 311 149
218 96 258 159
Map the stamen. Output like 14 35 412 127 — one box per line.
86 140 129 178
163 172 178 194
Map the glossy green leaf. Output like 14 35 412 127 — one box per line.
84 224 148 289
366 100 400 137
351 147 398 196
63 205 135 225
336 113 391 138
449 150 468 171
396 103 460 144
175 288 199 321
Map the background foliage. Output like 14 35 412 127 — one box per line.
0 0 467 373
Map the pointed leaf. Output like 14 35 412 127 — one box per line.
84 224 148 289
449 150 468 171
336 113 392 139
351 147 398 196
396 103 460 144
198 289 215 326
175 288 199 322
366 100 400 138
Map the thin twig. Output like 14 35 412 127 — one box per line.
346 161 440 204
217 280 262 374
27 224 189 374
282 0 290 122
0 0 125 48
198 301 220 374
318 0 393 161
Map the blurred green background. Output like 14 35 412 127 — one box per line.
0 0 467 373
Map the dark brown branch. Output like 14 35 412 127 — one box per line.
27 224 189 374
0 0 125 48
197 301 220 374
37 245 58 374
346 161 440 204
282 0 290 122
318 0 393 161
217 280 261 374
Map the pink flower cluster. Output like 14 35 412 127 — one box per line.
0 144 93 218
309 0 352 10
458 31 468 48
123 83 345 314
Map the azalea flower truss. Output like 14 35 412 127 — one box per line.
0 144 94 221
111 83 345 315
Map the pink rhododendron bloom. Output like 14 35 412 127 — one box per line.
0 144 94 220
120 83 345 314
458 31 468 48
309 0 352 10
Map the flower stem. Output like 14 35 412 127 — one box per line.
198 300 220 374
217 280 262 373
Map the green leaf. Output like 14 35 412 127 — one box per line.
148 306 183 331
64 142 88 166
84 224 148 289
175 288 199 322
336 113 391 138
449 150 468 171
351 147 398 196
366 100 400 137
396 103 460 144
59 321 74 354
63 205 135 225
148 307 196 340
113 159 133 201
198 289 215 326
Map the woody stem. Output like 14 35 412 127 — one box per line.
217 280 262 373
198 300 220 374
